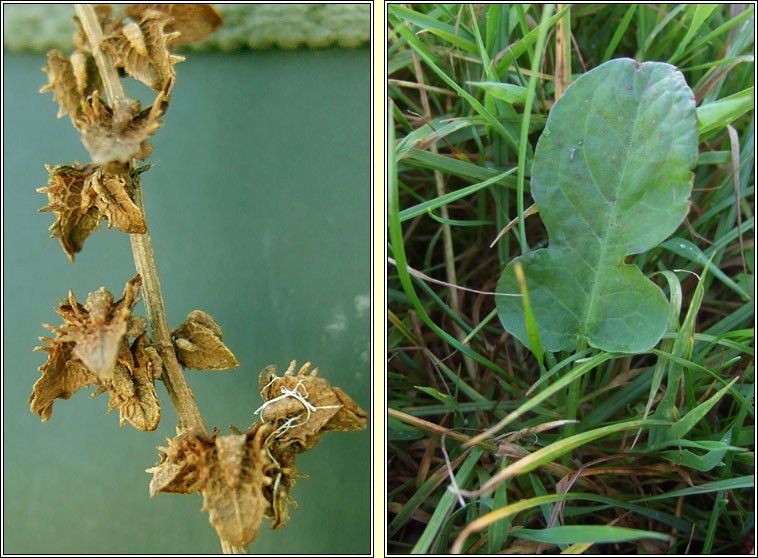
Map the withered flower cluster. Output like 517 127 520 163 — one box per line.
38 4 221 261
30 276 237 431
148 362 367 546
32 4 228 431
30 275 162 430
30 4 367 552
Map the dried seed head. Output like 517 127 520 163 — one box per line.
30 276 162 430
124 4 224 46
172 310 239 370
38 163 103 262
101 15 185 93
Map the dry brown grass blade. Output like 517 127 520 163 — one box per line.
726 124 750 294
388 257 521 297
388 79 456 96
553 4 571 101
496 419 579 446
388 408 599 491
405 14 475 382
489 203 538 248
694 58 750 103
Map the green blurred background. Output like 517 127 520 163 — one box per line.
2 8 371 553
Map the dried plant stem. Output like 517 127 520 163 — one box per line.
76 5 248 552
221 540 250 554
74 5 120 102
75 4 207 436
129 190 209 435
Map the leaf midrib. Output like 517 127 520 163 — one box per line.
578 63 648 339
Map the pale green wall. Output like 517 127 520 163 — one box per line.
3 3 370 51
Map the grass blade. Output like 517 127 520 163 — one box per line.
666 377 739 441
511 525 669 544
697 87 754 136
659 238 750 300
516 4 554 253
601 5 637 63
398 168 516 222
411 448 484 554
668 4 719 64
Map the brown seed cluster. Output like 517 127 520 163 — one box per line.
30 275 242 432
38 162 149 261
30 275 164 430
147 361 367 547
172 310 240 371
38 4 222 260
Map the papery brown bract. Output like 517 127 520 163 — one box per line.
146 426 204 496
40 47 165 163
96 332 162 431
29 275 161 429
148 364 367 547
40 49 102 120
148 423 280 547
172 310 240 370
124 4 224 46
200 427 271 546
76 91 165 163
30 338 96 421
81 164 147 233
259 361 368 451
38 163 103 262
71 275 142 379
39 162 152 260
326 386 371 433
101 15 184 93
215 433 248 488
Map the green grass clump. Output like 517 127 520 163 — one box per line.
388 4 754 554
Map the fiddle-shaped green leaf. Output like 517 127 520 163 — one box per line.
497 58 699 353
